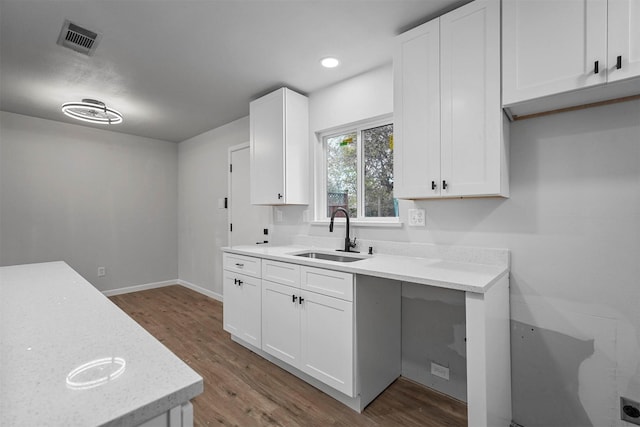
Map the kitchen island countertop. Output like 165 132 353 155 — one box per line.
0 261 203 426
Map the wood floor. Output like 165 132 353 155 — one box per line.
109 285 467 427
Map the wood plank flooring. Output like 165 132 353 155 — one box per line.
109 285 467 427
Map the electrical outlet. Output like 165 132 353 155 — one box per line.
97 267 106 277
621 396 640 425
408 209 425 226
430 362 450 380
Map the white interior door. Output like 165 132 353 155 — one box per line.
229 144 271 246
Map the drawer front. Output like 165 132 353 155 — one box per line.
223 253 261 278
300 266 353 301
262 260 300 287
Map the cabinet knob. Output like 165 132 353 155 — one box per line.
594 60 599 74
431 180 437 190
277 193 283 199
617 55 622 70
292 295 297 303
442 180 448 190
299 296 304 304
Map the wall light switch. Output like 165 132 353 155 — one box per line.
408 209 425 226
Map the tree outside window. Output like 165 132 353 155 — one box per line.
322 120 395 220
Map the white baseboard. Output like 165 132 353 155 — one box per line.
177 279 223 302
102 280 177 297
102 278 223 302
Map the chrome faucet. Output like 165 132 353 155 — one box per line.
329 207 357 252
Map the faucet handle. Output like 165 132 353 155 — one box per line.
350 237 357 248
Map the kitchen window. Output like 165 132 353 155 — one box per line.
316 116 397 223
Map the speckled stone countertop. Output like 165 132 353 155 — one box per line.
222 242 509 293
0 261 203 426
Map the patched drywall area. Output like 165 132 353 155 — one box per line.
510 298 619 427
512 321 594 426
401 282 467 401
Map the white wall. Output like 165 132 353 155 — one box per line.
0 111 178 292
275 65 640 427
177 116 249 298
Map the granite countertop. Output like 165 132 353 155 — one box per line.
222 244 509 293
0 261 203 426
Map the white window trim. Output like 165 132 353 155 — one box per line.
313 113 400 226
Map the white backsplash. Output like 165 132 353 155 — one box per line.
291 234 509 268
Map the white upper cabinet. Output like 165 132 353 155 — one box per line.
440 0 505 198
502 0 607 105
608 0 640 82
393 19 441 199
394 0 508 199
503 0 640 115
250 87 309 205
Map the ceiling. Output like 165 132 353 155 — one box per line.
0 0 465 142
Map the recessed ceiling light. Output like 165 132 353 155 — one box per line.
61 99 123 124
321 57 340 68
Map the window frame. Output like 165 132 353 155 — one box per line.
314 114 399 225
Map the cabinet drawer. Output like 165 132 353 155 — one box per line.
300 266 353 301
262 260 300 287
223 253 261 278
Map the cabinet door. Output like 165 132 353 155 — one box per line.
393 19 441 198
283 89 310 205
502 0 607 105
261 280 300 366
250 89 285 205
440 0 503 197
222 271 243 337
300 291 354 397
608 0 640 82
223 271 261 347
239 274 262 347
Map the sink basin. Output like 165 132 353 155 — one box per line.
294 251 365 263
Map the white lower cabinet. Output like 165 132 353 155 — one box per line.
261 261 354 397
223 271 261 348
262 280 301 366
222 254 262 348
224 252 401 412
299 290 353 395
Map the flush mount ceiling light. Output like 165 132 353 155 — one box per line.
321 57 340 68
61 99 123 124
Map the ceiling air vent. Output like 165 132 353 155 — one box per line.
56 20 102 56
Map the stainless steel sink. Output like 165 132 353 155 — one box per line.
294 251 365 263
